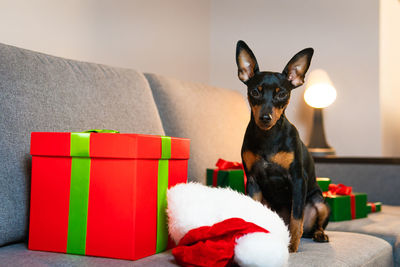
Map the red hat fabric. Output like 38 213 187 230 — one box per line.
172 218 269 267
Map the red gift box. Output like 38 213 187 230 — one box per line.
28 132 190 260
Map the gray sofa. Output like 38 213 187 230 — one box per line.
0 42 399 266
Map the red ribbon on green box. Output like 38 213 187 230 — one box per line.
323 183 356 219
323 183 367 220
370 202 376 212
65 132 171 255
367 202 382 213
212 159 247 193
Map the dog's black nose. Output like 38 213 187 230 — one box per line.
260 114 272 123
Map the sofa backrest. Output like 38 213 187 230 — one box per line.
0 43 165 246
145 73 249 183
315 160 400 205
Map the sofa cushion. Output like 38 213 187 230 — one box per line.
0 231 393 266
0 43 165 246
327 205 400 266
0 243 177 267
145 73 249 183
290 231 393 266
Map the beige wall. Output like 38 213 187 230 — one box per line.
0 0 211 83
210 0 381 157
2 0 398 157
380 0 400 156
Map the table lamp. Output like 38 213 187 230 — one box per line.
304 69 336 157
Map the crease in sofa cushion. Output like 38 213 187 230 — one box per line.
0 43 165 246
145 73 249 184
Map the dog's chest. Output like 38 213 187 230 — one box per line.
266 151 294 170
259 162 292 207
259 150 294 190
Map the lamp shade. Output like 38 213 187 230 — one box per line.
304 69 336 108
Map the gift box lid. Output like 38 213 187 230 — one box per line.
30 132 190 159
316 177 331 183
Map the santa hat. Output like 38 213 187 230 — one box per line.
167 183 290 267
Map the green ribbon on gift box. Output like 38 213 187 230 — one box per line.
156 136 171 253
83 129 120 134
67 132 91 255
65 131 171 255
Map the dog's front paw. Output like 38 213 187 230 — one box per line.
313 230 329 242
289 241 300 253
289 234 301 253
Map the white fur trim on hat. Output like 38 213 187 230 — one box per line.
167 182 290 267
235 232 289 267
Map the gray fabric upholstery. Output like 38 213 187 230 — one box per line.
327 205 400 266
0 243 177 267
0 231 393 266
315 162 400 205
0 43 165 246
289 231 393 267
145 73 249 183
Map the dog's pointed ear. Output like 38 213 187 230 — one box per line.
282 48 314 88
236 40 260 83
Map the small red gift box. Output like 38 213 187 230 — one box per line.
28 131 190 260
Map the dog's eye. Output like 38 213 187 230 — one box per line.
250 88 261 98
276 91 288 99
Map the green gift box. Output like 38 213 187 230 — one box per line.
206 169 245 194
317 177 331 192
325 195 351 222
367 202 382 213
325 192 367 222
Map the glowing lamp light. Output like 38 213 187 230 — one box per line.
304 69 336 157
304 69 337 108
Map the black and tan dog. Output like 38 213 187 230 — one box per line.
236 40 329 252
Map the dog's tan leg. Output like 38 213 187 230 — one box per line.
312 202 329 242
303 203 317 235
302 202 329 242
251 191 263 202
289 216 303 253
